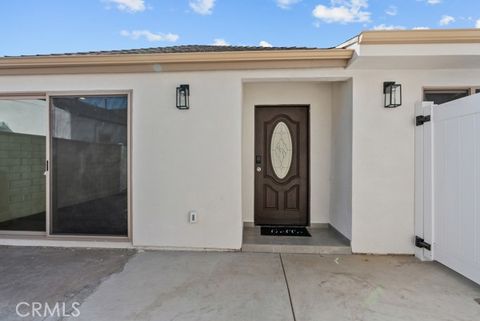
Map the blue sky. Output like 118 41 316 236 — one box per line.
1 0 479 56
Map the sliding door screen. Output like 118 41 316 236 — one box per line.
0 99 47 231
50 95 128 236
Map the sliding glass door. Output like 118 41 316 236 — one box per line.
50 95 128 236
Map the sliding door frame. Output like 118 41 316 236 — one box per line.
46 90 132 241
0 92 48 236
0 90 132 241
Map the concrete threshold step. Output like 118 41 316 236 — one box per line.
242 226 352 254
241 243 352 254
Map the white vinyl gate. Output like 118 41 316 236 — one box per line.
415 94 480 285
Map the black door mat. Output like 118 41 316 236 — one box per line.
261 226 311 237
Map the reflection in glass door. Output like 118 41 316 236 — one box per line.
0 99 47 232
50 95 128 236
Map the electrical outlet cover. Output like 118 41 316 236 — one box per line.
189 211 197 223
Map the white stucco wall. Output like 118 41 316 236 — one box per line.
129 72 243 249
350 69 480 254
242 82 333 225
1 65 480 254
330 80 353 240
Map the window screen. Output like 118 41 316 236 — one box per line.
50 95 128 236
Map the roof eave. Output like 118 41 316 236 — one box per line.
358 29 480 45
0 49 354 69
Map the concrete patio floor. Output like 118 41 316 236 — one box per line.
0 247 479 321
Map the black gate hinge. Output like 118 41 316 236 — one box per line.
415 236 431 251
416 115 431 126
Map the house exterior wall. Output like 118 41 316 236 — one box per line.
0 72 244 250
1 67 480 253
330 80 353 240
242 82 333 225
351 69 480 254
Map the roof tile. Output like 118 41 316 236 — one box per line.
5 45 322 58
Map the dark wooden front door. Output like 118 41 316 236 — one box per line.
255 106 309 226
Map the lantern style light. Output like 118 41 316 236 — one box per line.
383 81 402 108
176 84 190 109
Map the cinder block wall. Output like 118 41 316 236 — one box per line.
0 132 46 222
53 138 126 208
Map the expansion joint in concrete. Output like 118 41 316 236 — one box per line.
279 253 296 321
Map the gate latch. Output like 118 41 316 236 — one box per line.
415 236 431 251
416 115 431 126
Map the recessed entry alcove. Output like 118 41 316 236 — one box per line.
241 80 353 253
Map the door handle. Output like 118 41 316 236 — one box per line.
256 166 262 172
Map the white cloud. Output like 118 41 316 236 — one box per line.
313 0 371 24
259 41 273 47
385 5 397 16
189 0 216 15
372 24 406 31
413 26 430 30
212 38 229 46
276 0 302 9
104 0 146 13
120 30 179 42
439 15 455 26
417 0 441 5
476 19 480 28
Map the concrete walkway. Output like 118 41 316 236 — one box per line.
0 247 479 321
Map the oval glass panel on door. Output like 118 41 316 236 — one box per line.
270 121 292 179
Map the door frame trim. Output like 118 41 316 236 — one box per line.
254 104 310 226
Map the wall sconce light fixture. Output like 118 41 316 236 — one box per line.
383 81 402 108
176 84 190 109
